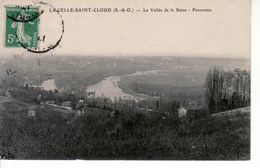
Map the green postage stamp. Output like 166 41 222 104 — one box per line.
5 6 39 48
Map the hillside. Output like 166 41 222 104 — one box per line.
188 106 250 160
0 96 250 159
0 96 74 117
211 106 250 119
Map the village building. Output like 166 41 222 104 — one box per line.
28 105 37 117
86 91 95 98
178 106 188 119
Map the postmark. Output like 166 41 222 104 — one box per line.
5 5 40 48
5 2 64 54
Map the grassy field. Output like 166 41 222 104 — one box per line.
118 69 205 102
0 96 250 160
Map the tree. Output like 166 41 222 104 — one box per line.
205 67 250 113
205 67 225 113
171 100 180 119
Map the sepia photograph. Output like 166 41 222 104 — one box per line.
0 0 251 161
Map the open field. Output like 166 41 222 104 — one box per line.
118 69 205 102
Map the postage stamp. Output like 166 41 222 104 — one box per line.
5 6 39 48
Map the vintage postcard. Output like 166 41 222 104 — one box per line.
0 0 250 160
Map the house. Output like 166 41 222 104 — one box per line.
178 106 187 119
28 105 37 117
86 91 95 98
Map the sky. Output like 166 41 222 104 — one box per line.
0 0 250 59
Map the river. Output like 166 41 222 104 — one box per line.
41 70 159 102
86 70 160 102
41 79 57 91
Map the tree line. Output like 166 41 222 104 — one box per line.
205 67 250 113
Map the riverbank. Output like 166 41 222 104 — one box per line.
85 70 160 102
